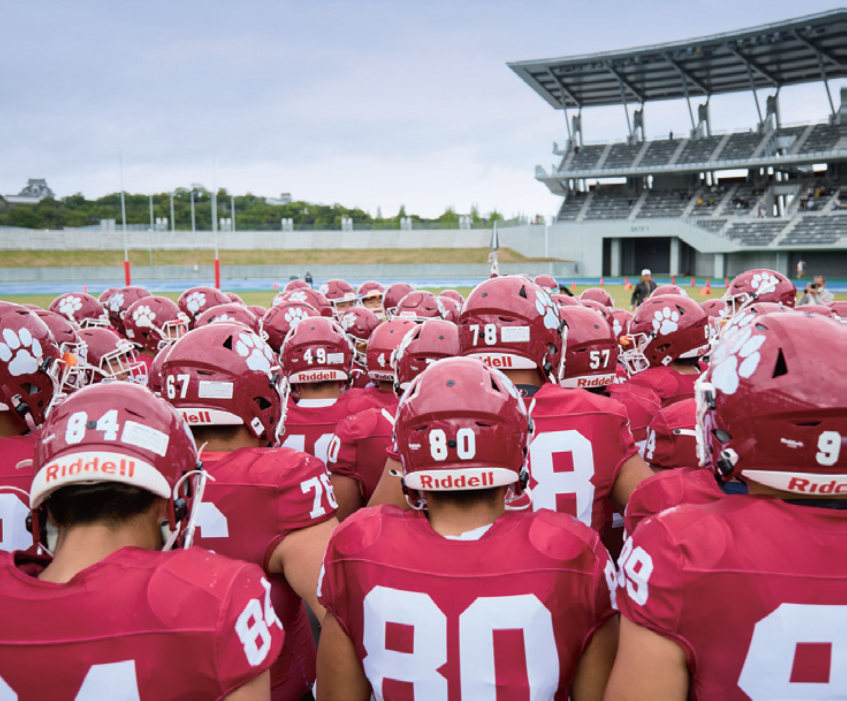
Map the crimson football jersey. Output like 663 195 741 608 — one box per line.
319 505 615 700
196 448 339 700
617 497 847 700
0 546 283 700
283 390 382 463
348 367 371 390
643 398 697 469
327 407 395 505
524 384 639 534
356 385 399 413
624 467 727 534
626 366 699 407
0 433 37 554
605 382 661 448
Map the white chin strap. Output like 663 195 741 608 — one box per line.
161 469 215 551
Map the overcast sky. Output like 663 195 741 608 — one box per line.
2 0 844 220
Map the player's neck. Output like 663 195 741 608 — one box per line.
39 517 163 584
426 500 505 537
297 382 343 400
0 411 24 438
502 368 544 388
375 381 393 393
669 361 700 375
140 348 156 359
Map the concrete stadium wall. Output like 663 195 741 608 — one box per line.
0 261 577 285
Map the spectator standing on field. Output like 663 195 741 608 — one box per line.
798 275 834 305
305 271 313 287
631 269 657 309
796 259 805 280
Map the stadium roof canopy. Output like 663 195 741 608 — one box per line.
508 10 847 110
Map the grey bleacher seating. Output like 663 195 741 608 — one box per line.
695 218 727 233
725 220 785 246
780 215 847 246
799 124 841 154
720 132 760 161
726 183 762 215
690 190 723 216
676 136 721 164
637 190 689 219
639 139 679 168
584 187 634 220
557 192 586 221
601 142 641 170
568 145 605 171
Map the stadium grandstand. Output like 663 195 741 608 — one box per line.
509 10 847 279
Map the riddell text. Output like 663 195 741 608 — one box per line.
787 477 847 494
418 472 495 489
298 371 338 381
181 411 213 424
576 376 614 388
480 356 513 369
46 457 135 482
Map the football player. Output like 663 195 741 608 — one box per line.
177 285 231 328
319 279 360 317
338 307 380 390
162 322 339 700
607 312 847 700
357 317 417 410
124 295 190 375
316 358 618 700
0 382 282 700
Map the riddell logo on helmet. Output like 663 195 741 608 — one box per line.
478 355 513 369
418 472 495 489
45 455 135 482
575 374 615 388
298 370 340 382
180 410 214 424
787 477 847 494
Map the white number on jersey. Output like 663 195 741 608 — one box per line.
644 429 657 461
283 432 334 464
193 501 229 539
0 660 141 701
0 494 31 553
617 538 654 606
235 577 283 667
362 586 560 701
739 604 847 699
528 429 596 526
300 474 338 519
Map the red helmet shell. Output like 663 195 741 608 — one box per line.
77 327 146 385
177 287 231 326
106 286 152 336
551 294 582 308
795 305 839 319
125 296 190 354
339 307 380 367
579 298 612 321
651 284 690 299
533 275 559 294
395 357 531 498
459 276 565 383
439 296 462 324
828 301 847 321
163 323 283 444
49 293 110 329
383 283 416 319
247 305 267 319
147 344 173 397
392 319 460 392
558 306 619 389
226 292 245 306
261 301 320 353
697 313 846 490
607 308 633 345
724 269 796 314
281 317 353 384
194 304 261 335
319 279 359 316
645 398 697 469
439 289 464 305
358 280 385 300
367 319 417 382
284 279 311 292
395 291 446 323
275 288 332 317
580 288 614 308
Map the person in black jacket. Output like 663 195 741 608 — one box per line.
630 269 657 309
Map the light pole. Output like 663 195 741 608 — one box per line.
119 152 130 285
170 192 175 233
190 190 196 232
148 194 154 268
231 194 236 233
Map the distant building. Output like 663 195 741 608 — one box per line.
265 192 292 205
6 179 55 204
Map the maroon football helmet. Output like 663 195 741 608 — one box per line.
607 308 633 346
98 288 119 310
284 279 311 292
580 288 614 308
828 301 847 321
162 323 283 445
358 281 386 319
795 305 839 319
194 304 260 335
225 292 245 306
147 344 173 397
274 288 332 317
383 283 416 319
30 382 202 550
29 309 86 393
177 287 231 327
0 303 67 430
339 307 380 367
261 301 320 354
281 317 353 385
124 296 190 354
49 293 110 329
319 279 359 317
367 318 417 382
579 298 612 322
247 304 267 320
459 276 565 383
439 289 464 305
439 296 462 324
395 357 532 508
106 286 152 336
622 295 711 375
394 291 446 323
723 269 796 316
558 306 619 389
77 328 146 386
645 399 697 470
651 284 690 299
551 294 582 308
533 275 559 294
392 319 460 394
696 313 846 491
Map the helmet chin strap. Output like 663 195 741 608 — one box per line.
161 468 214 551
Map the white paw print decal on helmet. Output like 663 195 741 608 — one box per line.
185 292 206 315
340 312 356 331
0 327 43 377
750 272 779 292
287 291 308 304
652 307 679 335
612 319 623 337
709 326 766 395
534 289 560 331
212 313 234 323
109 292 125 312
132 305 156 328
285 307 308 327
721 310 756 342
58 296 82 319
318 283 329 295
235 332 276 373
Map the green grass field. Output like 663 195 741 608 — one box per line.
5 283 842 311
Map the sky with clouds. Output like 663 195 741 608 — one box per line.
2 0 845 221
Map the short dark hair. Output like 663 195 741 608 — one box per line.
295 380 341 392
47 483 158 529
189 424 246 445
424 486 504 509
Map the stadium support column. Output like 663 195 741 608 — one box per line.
713 253 725 280
670 237 681 277
610 239 621 277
